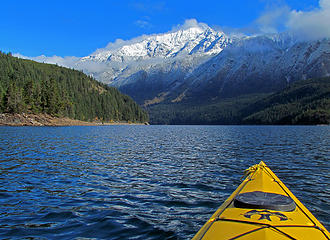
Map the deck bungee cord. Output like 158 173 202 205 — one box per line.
192 161 330 240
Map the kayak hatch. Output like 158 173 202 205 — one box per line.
192 161 330 240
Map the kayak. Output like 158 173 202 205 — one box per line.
192 161 330 240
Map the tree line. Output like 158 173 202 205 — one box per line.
0 51 149 123
148 77 330 125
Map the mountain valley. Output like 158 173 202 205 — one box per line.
18 22 330 124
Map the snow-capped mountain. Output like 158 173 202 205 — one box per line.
176 35 330 102
94 28 329 105
82 26 228 62
16 20 330 107
75 23 329 106
74 23 231 87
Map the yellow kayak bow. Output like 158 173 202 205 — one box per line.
192 161 330 240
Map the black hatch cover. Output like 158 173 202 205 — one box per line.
234 191 296 212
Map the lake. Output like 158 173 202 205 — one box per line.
0 125 329 239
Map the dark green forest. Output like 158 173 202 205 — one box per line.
148 77 330 125
0 51 148 123
2 50 328 125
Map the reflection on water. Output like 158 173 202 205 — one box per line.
0 125 329 239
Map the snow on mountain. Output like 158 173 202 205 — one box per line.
96 28 329 105
83 27 226 61
15 20 330 106
75 22 231 86
176 34 330 101
85 27 227 61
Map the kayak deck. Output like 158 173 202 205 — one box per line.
192 161 330 240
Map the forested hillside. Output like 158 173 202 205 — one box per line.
148 77 330 125
0 51 148 123
242 77 330 124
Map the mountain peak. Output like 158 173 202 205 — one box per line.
81 23 229 64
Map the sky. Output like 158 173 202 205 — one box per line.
0 0 324 57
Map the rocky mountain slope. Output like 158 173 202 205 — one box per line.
176 35 330 103
73 23 231 103
17 22 330 124
148 77 330 125
71 25 329 106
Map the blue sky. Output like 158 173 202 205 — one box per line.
0 0 321 57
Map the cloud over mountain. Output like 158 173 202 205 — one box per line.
13 54 79 69
14 8 330 83
257 0 330 39
287 0 330 40
95 19 208 54
15 19 220 72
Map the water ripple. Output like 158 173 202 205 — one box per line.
0 125 329 239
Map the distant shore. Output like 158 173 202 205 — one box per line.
0 113 149 126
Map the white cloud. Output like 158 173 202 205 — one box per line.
93 37 146 54
171 19 209 32
14 19 212 78
75 60 109 73
94 18 207 54
14 6 329 79
256 0 330 39
286 0 330 40
256 5 290 33
14 54 79 68
131 1 166 13
13 53 110 74
134 19 152 29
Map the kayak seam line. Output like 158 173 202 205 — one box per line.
196 170 258 240
263 166 320 229
192 163 330 239
277 225 330 239
228 226 268 240
215 171 257 219
262 166 329 239
216 218 297 240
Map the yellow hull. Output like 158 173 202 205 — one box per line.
192 161 330 240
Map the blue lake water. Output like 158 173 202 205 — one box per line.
0 125 329 239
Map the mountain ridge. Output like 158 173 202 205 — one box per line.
14 21 330 124
148 77 330 125
76 24 231 87
70 25 329 107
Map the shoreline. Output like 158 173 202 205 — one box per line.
0 113 148 126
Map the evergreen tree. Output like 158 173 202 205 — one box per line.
3 82 25 113
0 51 149 122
